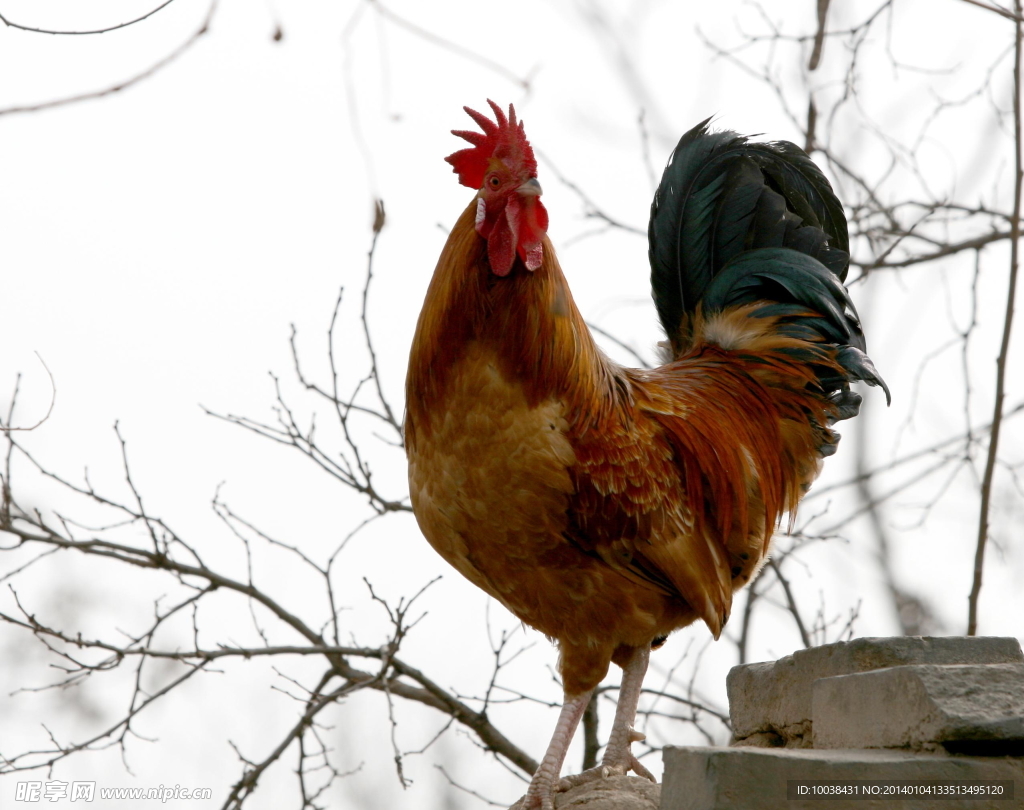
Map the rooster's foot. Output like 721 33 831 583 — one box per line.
557 729 656 791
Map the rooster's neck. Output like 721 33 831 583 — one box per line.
406 201 611 440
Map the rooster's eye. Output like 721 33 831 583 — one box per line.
488 176 501 189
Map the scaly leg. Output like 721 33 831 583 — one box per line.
599 644 654 779
560 645 655 789
523 689 594 810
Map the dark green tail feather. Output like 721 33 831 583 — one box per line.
648 119 889 407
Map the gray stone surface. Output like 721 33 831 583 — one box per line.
728 636 1023 746
508 775 659 809
662 745 1024 810
812 663 1024 752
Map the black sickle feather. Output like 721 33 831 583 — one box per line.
648 118 890 410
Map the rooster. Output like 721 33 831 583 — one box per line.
405 101 888 809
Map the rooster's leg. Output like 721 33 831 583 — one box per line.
560 645 655 788
598 644 654 779
524 689 594 810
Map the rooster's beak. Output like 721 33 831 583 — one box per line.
516 177 543 197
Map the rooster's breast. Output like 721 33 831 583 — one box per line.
406 343 586 610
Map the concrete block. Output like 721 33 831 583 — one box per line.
728 637 1023 746
812 663 1024 753
661 745 1024 810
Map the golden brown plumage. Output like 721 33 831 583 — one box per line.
405 103 888 809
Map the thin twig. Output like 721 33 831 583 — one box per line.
968 1 1022 636
365 0 528 89
587 322 653 369
768 559 812 648
958 0 1024 23
0 1 179 35
0 354 56 432
0 0 216 117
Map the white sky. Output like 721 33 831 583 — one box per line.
1 1 1021 808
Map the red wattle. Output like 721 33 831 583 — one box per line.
517 197 548 271
487 204 518 276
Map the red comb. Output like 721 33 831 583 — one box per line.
445 100 538 189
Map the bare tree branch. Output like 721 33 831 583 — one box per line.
959 0 1024 23
364 0 529 90
0 354 55 433
0 0 216 118
968 0 1023 636
0 1 179 36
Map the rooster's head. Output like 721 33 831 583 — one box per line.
446 100 549 277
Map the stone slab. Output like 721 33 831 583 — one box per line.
662 745 1024 810
728 637 1024 746
812 663 1024 752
